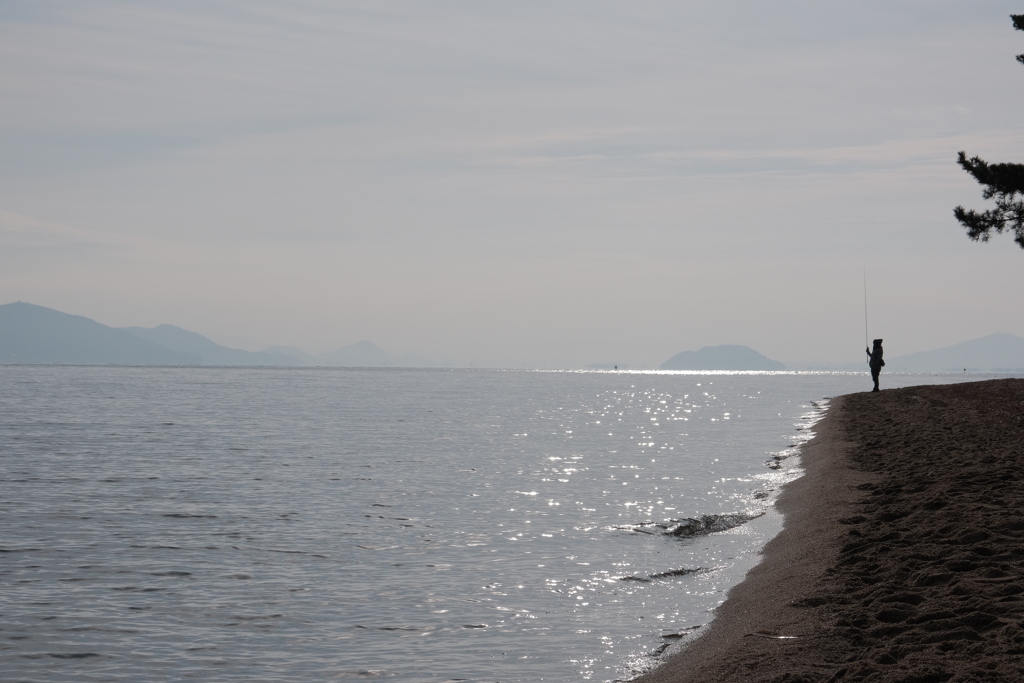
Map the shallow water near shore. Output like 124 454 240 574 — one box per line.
0 367 996 682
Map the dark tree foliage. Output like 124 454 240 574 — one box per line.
953 15 1024 249
954 153 1024 247
1017 14 1024 64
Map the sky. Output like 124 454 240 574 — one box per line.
2 0 1024 368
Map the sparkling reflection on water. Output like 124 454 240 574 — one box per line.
0 367 983 681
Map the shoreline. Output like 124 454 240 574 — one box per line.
634 378 1024 683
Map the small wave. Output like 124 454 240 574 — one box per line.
620 568 705 583
663 513 763 537
335 670 397 679
765 448 799 470
355 625 427 632
662 625 702 640
652 625 704 655
257 548 309 554
623 513 763 538
650 567 706 579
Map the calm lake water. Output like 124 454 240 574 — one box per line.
0 367 993 682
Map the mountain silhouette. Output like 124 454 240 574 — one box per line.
122 325 302 366
0 301 439 367
261 345 316 365
884 333 1024 372
660 344 785 371
0 302 199 365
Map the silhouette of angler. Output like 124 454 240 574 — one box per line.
866 339 885 392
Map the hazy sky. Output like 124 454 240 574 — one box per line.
3 1 1024 368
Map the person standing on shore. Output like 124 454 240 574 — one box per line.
866 339 884 392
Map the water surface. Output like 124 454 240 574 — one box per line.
0 367 991 681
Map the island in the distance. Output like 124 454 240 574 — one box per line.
660 344 786 371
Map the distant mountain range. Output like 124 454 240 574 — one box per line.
0 302 436 367
660 345 786 371
883 333 1024 372
5 301 1024 371
121 324 303 366
0 302 199 365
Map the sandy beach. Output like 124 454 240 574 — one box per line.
635 378 1024 683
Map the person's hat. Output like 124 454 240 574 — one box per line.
872 339 883 345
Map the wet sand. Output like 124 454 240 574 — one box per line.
635 378 1024 683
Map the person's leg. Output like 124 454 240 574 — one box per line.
871 369 880 392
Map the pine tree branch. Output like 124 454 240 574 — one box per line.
949 17 1024 250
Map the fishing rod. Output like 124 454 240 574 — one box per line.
863 268 869 354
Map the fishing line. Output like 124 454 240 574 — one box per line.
863 268 869 351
